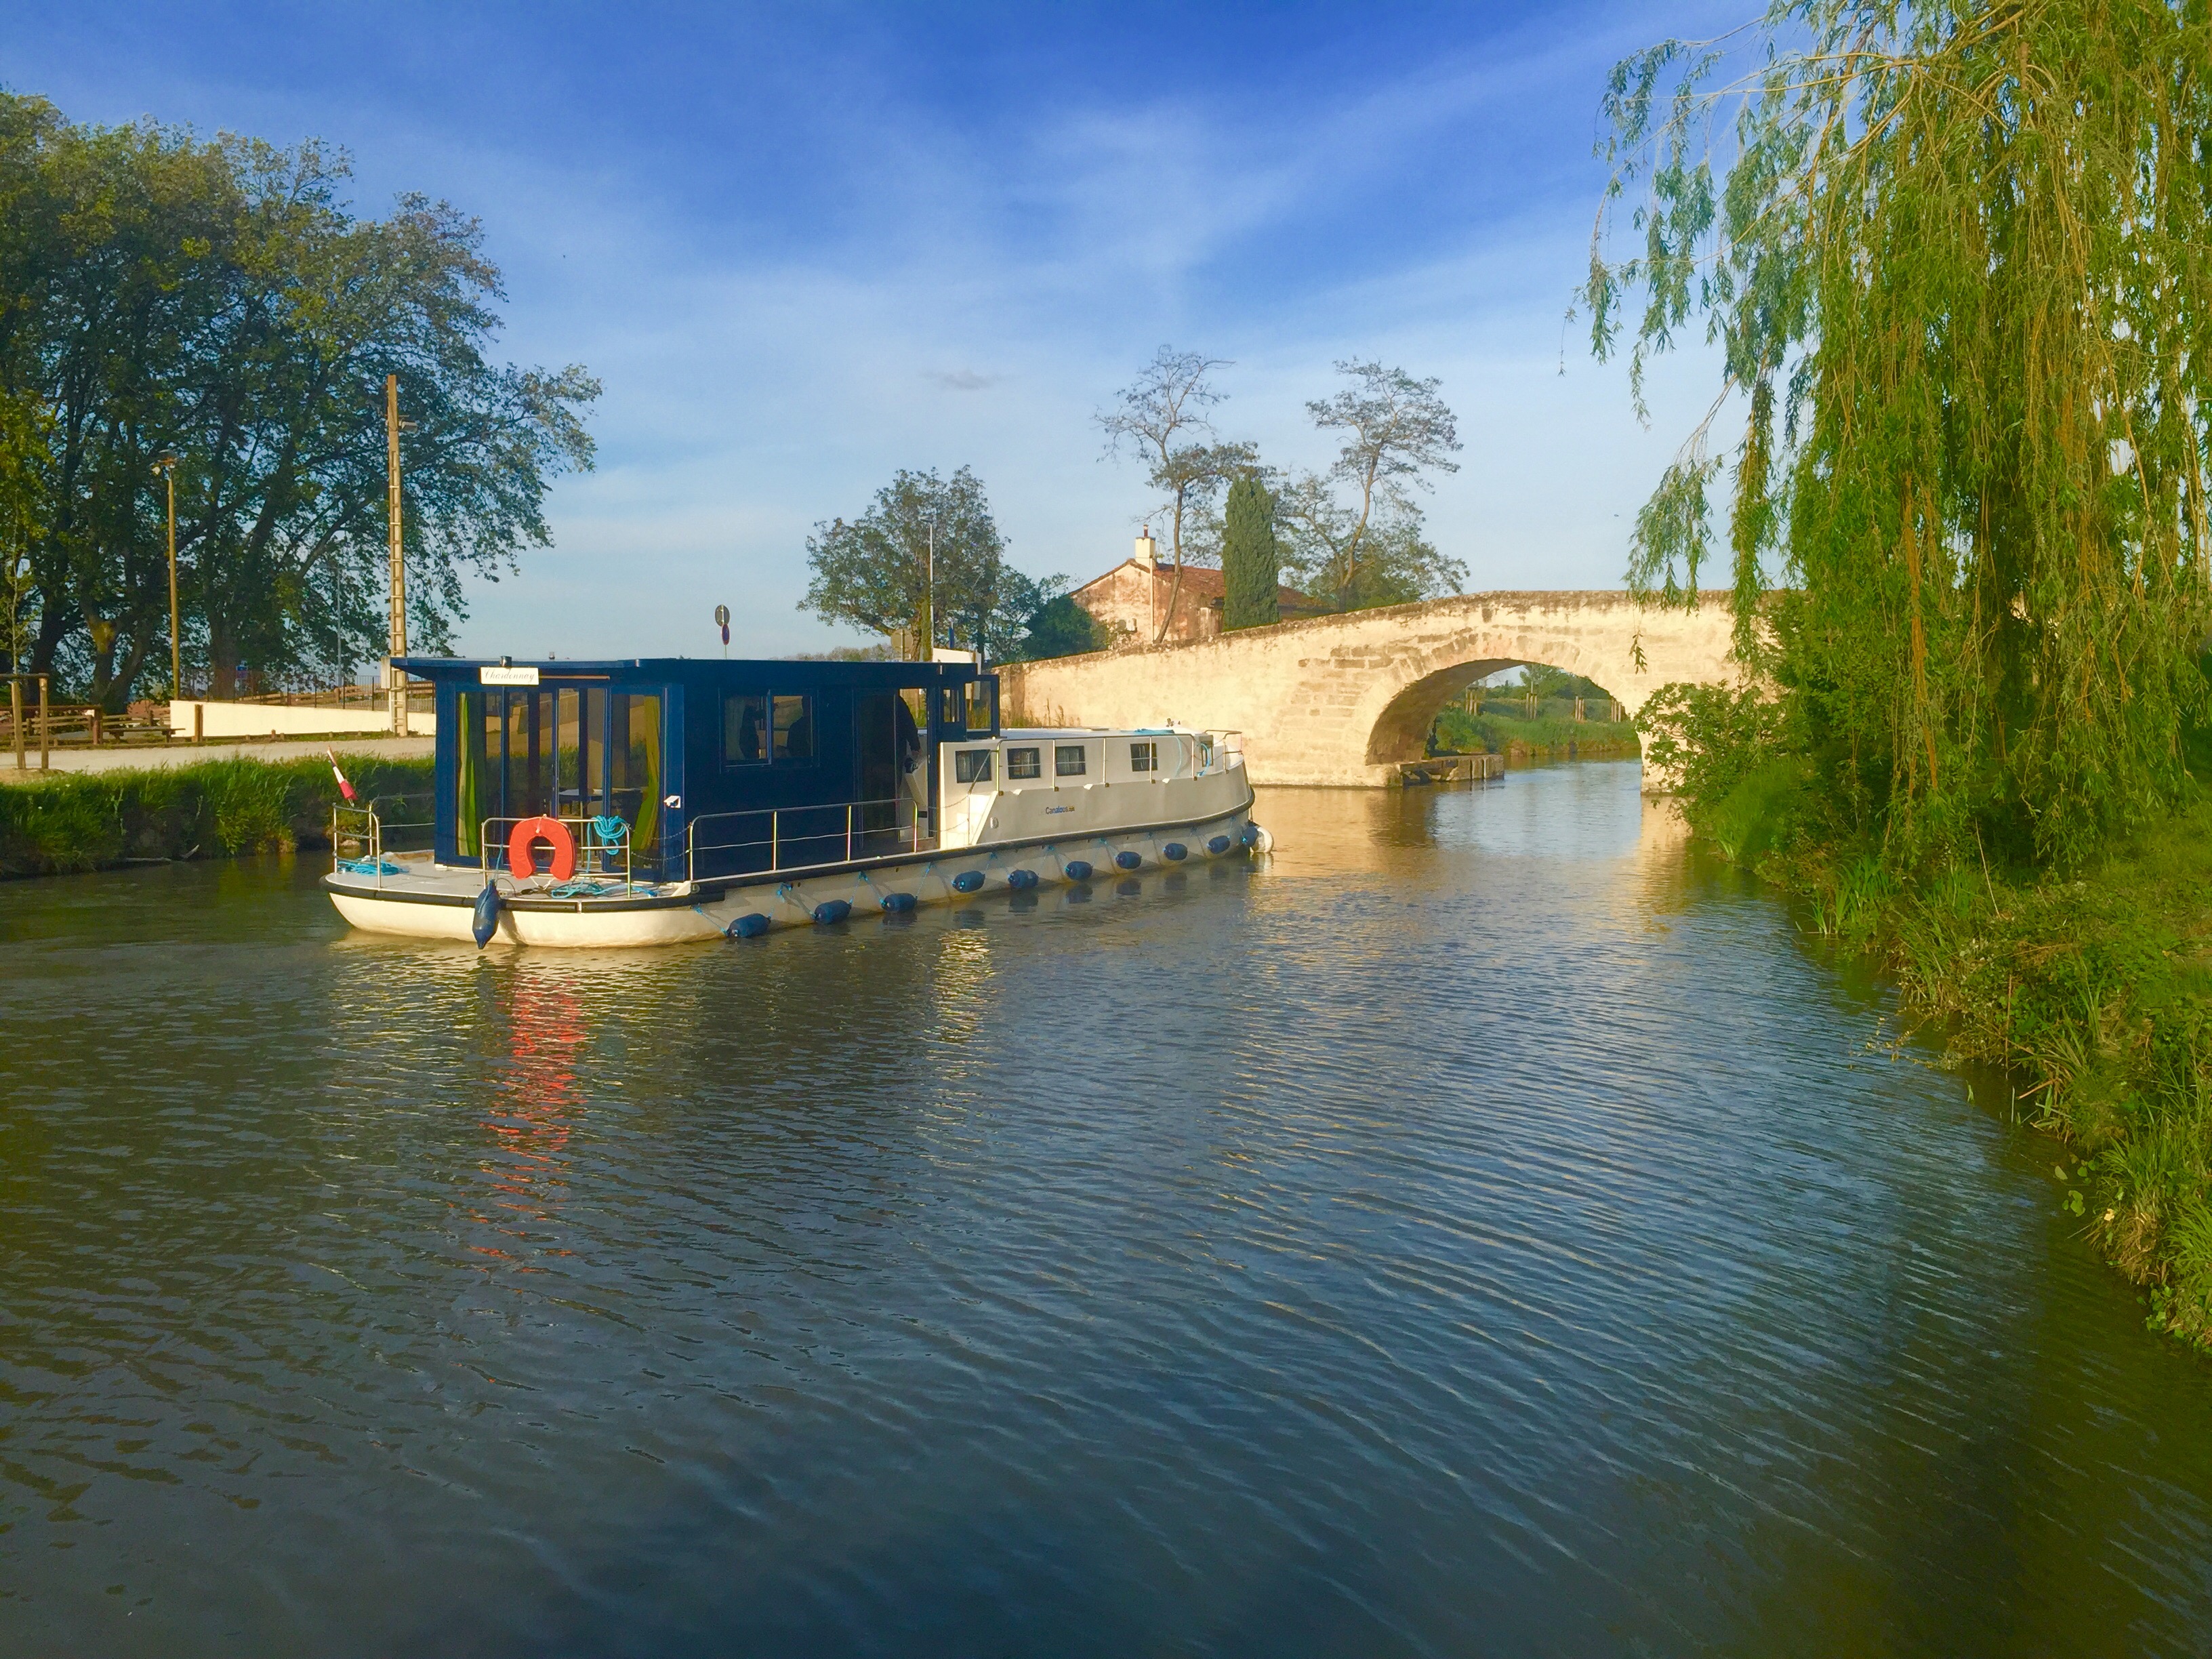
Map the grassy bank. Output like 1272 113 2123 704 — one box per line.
1714 771 2212 1349
0 754 434 879
1431 703 1641 762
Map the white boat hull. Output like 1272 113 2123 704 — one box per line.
328 802 1261 948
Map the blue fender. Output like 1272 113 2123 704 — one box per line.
951 869 986 893
471 882 501 949
1063 859 1092 882
879 891 918 914
1206 835 1233 855
1113 850 1142 871
1161 842 1187 861
726 913 771 939
1006 868 1039 889
812 899 852 924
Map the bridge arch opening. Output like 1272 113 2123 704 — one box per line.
1364 659 1636 768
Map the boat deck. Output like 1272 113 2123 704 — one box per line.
327 852 688 904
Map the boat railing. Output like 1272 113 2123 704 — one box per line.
478 814 653 891
331 794 435 890
687 796 922 882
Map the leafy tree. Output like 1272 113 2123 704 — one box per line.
0 94 598 704
800 465 1047 661
1530 665 1612 703
1274 361 1465 610
1097 346 1256 640
1221 472 1282 630
1276 472 1466 610
1586 1 2212 869
1006 592 1109 661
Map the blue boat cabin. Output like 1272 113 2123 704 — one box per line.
398 655 1000 882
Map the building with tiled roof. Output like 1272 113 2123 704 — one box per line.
1071 530 1326 647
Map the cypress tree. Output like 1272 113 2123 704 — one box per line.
1221 474 1281 631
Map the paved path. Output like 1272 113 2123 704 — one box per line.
1 733 434 783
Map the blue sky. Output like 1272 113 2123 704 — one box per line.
1 1 1738 659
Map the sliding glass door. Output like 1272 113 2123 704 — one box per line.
453 685 665 867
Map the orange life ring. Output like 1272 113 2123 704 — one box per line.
507 815 575 881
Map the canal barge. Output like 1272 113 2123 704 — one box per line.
323 653 1267 947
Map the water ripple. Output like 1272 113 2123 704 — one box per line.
5 762 2212 1656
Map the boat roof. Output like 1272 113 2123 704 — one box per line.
394 655 989 686
1001 726 1194 737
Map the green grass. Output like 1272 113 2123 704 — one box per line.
0 754 434 879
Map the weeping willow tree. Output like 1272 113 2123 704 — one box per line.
1587 0 2212 870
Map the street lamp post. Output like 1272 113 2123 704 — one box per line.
155 455 180 699
386 375 409 737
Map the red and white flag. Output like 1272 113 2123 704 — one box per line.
326 747 357 804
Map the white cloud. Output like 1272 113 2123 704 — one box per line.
3 1 1746 660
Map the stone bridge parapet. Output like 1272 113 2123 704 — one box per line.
997 590 1741 788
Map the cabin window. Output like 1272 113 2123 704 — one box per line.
1055 744 1087 777
1006 746 1041 780
454 691 499 855
1130 741 1158 773
453 684 664 865
773 694 814 762
939 687 964 730
966 680 997 735
723 693 768 766
954 748 994 784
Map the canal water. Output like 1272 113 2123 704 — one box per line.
5 760 2211 1656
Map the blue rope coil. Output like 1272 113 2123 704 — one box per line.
546 878 623 899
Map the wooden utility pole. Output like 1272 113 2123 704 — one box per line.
921 520 935 659
386 375 408 737
157 456 180 700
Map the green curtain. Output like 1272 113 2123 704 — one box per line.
625 695 661 856
457 692 487 857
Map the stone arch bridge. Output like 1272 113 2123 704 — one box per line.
996 590 1740 788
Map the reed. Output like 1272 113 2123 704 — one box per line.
0 755 434 879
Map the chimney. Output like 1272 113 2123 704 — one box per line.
1133 526 1158 568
